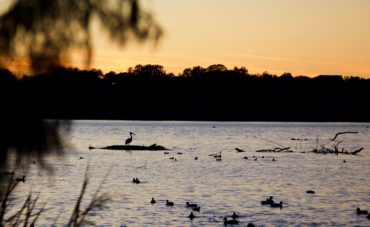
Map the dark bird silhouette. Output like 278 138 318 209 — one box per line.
188 212 195 220
357 207 368 215
166 200 174 206
125 132 136 145
132 178 140 184
79 156 84 159
232 212 239 219
272 158 276 161
270 201 283 208
194 156 198 160
224 217 239 225
186 202 198 208
306 190 315 194
192 206 200 212
16 175 26 182
343 160 346 163
261 196 274 205
4 171 14 175
243 156 248 160
151 197 156 204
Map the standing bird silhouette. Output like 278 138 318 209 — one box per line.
125 132 136 145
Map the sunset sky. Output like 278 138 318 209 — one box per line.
1 0 370 77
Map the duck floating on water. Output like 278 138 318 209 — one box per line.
16 175 26 182
224 217 239 225
231 212 239 219
186 202 198 208
306 190 315 194
151 197 156 204
192 206 200 212
270 201 283 208
3 171 14 175
357 207 368 215
132 178 141 184
188 212 195 220
261 196 274 205
166 200 174 206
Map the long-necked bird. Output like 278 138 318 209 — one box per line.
125 132 136 145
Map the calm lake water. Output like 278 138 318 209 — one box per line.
10 121 370 226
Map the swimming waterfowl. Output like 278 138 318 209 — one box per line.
194 156 198 160
16 175 26 182
243 156 248 159
357 207 368 215
261 196 274 205
188 212 195 220
132 178 141 184
192 206 200 212
232 212 239 219
272 158 276 161
270 201 283 208
151 198 156 204
3 171 14 175
224 217 239 225
306 190 315 194
166 200 174 206
186 202 198 208
164 152 169 155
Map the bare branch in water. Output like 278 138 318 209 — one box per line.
330 131 358 141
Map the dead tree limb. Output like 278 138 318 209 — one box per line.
256 147 292 153
330 131 358 141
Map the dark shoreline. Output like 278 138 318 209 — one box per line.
2 66 370 122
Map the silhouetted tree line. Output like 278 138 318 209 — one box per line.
1 64 370 122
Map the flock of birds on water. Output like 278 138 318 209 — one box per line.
121 132 370 225
3 131 368 226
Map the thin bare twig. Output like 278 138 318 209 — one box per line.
330 131 358 141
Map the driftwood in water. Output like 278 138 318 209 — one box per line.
89 144 168 151
235 148 246 152
311 147 363 155
330 131 358 141
255 147 293 153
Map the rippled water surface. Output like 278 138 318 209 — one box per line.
11 121 370 226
